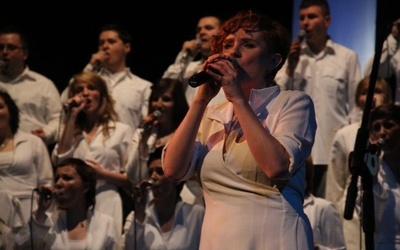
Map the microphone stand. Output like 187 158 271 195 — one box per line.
343 3 391 249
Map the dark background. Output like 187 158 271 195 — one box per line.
1 0 398 93
0 1 294 92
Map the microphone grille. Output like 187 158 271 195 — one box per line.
298 29 306 41
195 38 202 47
153 110 163 118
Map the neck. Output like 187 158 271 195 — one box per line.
154 192 179 222
0 128 13 144
106 62 126 74
3 65 25 79
307 36 328 55
66 206 88 230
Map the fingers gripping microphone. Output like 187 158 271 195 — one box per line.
298 29 306 42
63 100 79 113
135 179 156 192
63 97 88 113
35 187 62 201
142 110 163 130
182 39 202 62
188 58 238 88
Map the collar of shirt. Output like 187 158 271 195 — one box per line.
0 66 35 83
206 85 280 125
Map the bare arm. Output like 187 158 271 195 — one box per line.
162 100 208 180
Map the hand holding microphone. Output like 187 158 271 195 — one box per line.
297 29 306 43
181 38 202 63
63 96 88 113
35 186 62 202
90 50 107 72
135 179 156 191
189 57 238 87
133 179 155 204
141 110 163 130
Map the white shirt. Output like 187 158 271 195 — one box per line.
0 67 62 145
366 159 400 250
0 130 54 230
303 194 346 250
275 39 362 165
325 121 365 250
364 33 400 105
122 201 204 250
15 209 119 250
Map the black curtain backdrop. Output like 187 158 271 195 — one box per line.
0 1 294 92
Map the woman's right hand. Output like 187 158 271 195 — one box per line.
65 96 87 115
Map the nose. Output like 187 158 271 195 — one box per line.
154 97 163 107
82 87 90 95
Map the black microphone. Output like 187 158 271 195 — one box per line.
92 60 101 72
182 39 201 62
142 110 163 130
188 58 238 88
35 187 62 201
63 97 88 113
63 100 79 113
135 179 156 191
298 29 306 43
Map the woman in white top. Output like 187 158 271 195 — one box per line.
52 71 133 235
122 148 204 250
162 10 317 249
16 158 119 249
0 89 53 233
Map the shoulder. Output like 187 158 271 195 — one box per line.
335 122 359 136
330 41 359 57
126 71 152 87
312 195 339 213
15 130 43 143
180 202 205 216
115 121 132 131
277 89 314 107
27 69 56 85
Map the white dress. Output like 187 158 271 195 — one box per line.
163 86 317 249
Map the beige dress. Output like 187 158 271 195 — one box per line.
164 86 317 250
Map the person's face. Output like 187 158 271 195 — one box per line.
370 118 400 155
0 97 10 131
54 165 87 210
299 6 330 44
358 82 388 111
98 30 130 69
196 17 221 54
0 33 27 72
148 159 175 200
72 81 101 114
150 87 174 125
222 28 272 89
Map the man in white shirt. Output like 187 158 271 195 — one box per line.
0 25 62 148
275 0 362 198
162 16 223 106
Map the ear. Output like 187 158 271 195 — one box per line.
124 43 131 54
267 53 282 71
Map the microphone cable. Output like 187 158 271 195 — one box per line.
29 189 36 250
